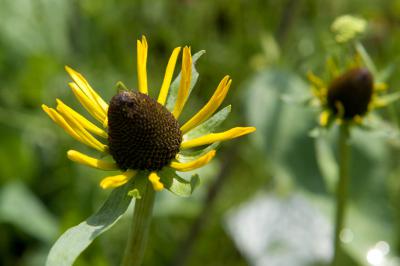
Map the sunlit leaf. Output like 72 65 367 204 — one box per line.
177 142 220 163
159 167 200 197
244 69 326 192
46 178 137 266
184 105 231 140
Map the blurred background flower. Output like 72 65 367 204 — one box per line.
1 1 400 266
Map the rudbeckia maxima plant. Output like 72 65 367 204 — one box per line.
308 56 398 266
42 36 255 266
307 59 396 128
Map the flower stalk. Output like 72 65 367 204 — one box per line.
332 123 350 266
122 182 155 266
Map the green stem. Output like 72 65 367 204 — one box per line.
332 123 350 266
122 182 155 266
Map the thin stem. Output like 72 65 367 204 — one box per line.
332 123 350 266
122 182 155 266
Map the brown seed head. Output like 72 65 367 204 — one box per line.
107 91 182 171
327 68 373 119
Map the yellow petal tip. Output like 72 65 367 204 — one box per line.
64 65 76 76
148 172 164 191
153 183 164 191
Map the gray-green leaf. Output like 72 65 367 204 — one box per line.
166 50 206 111
184 105 231 140
46 179 136 266
159 167 200 197
176 142 220 163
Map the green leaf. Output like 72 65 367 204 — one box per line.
159 168 200 197
115 81 129 92
46 178 137 266
184 105 232 140
165 50 206 111
355 41 378 77
0 181 58 243
177 142 220 163
375 91 400 106
244 69 326 192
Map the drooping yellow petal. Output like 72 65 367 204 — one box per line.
67 150 118 170
158 47 181 105
54 102 107 152
335 101 345 119
326 57 340 78
56 99 108 138
148 172 164 191
42 104 84 143
353 115 363 124
307 71 326 89
65 66 108 113
181 127 256 149
181 76 231 133
370 92 400 109
172 46 192 118
103 116 108 128
69 82 107 124
319 110 330 126
100 170 137 189
137 35 148 94
170 150 216 171
374 82 388 92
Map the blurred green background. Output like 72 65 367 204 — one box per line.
1 0 400 265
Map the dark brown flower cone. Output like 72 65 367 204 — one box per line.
327 68 373 119
108 91 182 171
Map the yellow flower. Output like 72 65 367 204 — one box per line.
307 56 396 127
42 36 255 192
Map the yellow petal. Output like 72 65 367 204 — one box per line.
69 82 107 124
335 101 345 118
181 76 231 133
67 150 118 170
100 170 137 189
172 46 192 118
307 71 326 89
319 110 330 126
148 172 164 191
170 150 216 171
158 47 181 105
137 35 148 94
353 115 363 124
374 82 388 92
181 127 256 149
54 102 107 152
326 57 340 78
42 104 83 143
56 99 108 138
65 66 108 113
103 116 108 128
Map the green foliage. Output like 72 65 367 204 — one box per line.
1 0 400 266
46 178 136 266
158 168 200 197
184 105 232 140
